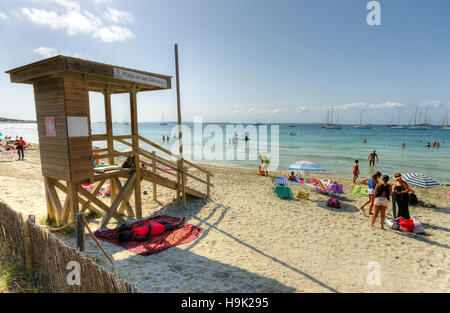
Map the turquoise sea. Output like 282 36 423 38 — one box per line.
2 122 449 184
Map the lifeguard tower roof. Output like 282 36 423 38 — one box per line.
6 55 172 93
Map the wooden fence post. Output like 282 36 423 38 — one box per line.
76 212 85 252
23 215 35 272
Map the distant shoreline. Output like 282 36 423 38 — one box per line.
0 118 36 124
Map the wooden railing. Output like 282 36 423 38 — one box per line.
93 135 213 200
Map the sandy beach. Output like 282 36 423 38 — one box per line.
0 146 449 293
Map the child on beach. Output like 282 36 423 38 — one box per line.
352 160 359 183
118 217 185 242
371 175 392 229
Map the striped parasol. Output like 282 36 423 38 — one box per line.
289 161 326 172
402 173 441 188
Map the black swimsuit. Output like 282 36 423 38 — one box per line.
394 185 410 219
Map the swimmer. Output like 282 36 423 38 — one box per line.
363 138 367 144
368 150 378 167
402 142 406 149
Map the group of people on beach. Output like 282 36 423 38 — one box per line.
0 136 30 160
359 171 411 229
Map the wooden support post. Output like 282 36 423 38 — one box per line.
76 212 85 252
46 180 63 223
130 84 142 219
175 44 185 208
23 215 35 272
181 159 186 208
69 182 79 224
100 172 137 228
176 160 181 205
113 178 135 217
152 151 157 200
104 86 117 204
207 173 211 198
44 177 58 223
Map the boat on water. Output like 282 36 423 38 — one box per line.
408 108 433 130
439 111 450 130
388 110 406 128
354 110 371 129
322 108 342 129
160 113 168 125
288 124 296 128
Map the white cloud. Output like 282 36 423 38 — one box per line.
247 107 284 114
0 11 8 21
18 0 135 43
93 25 135 43
338 102 366 111
103 7 134 24
369 101 406 110
419 100 445 109
295 106 311 113
34 47 58 58
93 0 113 4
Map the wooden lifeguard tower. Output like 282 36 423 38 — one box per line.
6 49 213 228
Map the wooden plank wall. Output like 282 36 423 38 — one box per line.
34 78 71 181
64 78 93 183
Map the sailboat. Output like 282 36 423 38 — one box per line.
354 110 371 129
440 111 450 130
160 113 168 125
409 108 433 130
322 108 342 129
388 110 406 129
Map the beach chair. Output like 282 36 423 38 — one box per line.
274 177 288 185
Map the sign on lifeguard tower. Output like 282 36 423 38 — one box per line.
45 117 56 137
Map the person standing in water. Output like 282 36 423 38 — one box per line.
352 160 359 183
368 150 378 167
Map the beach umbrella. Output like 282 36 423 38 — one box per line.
402 173 441 188
289 161 326 172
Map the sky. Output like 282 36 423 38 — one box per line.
0 0 449 125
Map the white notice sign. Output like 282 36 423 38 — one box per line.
67 116 89 137
114 68 168 88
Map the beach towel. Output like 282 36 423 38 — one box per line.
94 215 203 256
352 185 369 196
274 185 293 199
288 179 303 184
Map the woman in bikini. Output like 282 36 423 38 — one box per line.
360 171 382 214
118 217 186 242
352 160 359 183
371 175 392 229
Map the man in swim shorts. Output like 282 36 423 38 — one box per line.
368 150 378 167
118 217 185 242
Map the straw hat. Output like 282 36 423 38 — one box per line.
393 172 403 180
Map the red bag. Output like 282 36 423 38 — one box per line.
399 218 414 233
258 166 263 176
